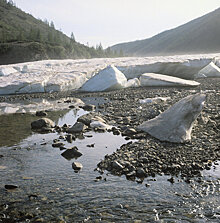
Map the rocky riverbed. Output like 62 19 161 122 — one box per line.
82 78 220 183
1 78 220 182
0 77 220 222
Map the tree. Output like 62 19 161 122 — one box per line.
36 28 43 42
50 21 55 29
47 31 53 43
70 32 75 42
43 19 49 26
17 30 25 41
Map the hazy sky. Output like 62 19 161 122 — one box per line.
14 0 220 48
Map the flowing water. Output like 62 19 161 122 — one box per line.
0 101 220 222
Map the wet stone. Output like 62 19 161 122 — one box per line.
112 161 124 170
5 184 18 190
66 134 74 143
52 142 64 148
31 118 54 129
66 122 87 133
61 147 82 160
72 162 83 171
36 111 47 117
82 104 96 111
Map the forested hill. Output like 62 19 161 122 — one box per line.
110 7 220 56
0 0 121 65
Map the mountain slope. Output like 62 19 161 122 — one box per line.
110 7 220 56
0 0 118 65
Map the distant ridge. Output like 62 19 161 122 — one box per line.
110 7 220 56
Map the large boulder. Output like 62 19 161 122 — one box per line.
195 62 220 78
80 65 127 92
77 113 106 126
66 122 87 133
139 73 200 87
31 118 55 129
137 93 206 143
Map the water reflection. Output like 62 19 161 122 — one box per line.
0 108 85 147
0 98 84 115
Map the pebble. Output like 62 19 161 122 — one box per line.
5 184 18 190
52 142 64 148
72 162 83 171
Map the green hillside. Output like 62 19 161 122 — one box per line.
0 0 120 65
110 7 220 56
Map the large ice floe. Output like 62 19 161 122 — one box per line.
80 65 127 92
139 73 200 87
0 53 220 95
137 93 206 143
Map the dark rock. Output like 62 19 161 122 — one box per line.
66 134 74 143
136 168 146 178
31 118 54 129
87 143 95 148
55 126 62 132
77 113 106 126
112 161 124 170
112 129 121 135
5 184 18 190
59 146 67 151
59 135 65 140
77 133 85 140
28 194 38 200
40 127 54 133
0 155 3 158
82 104 96 111
126 171 136 180
66 122 87 133
61 147 82 160
123 128 137 136
72 162 83 171
36 111 47 117
52 142 64 148
167 177 175 184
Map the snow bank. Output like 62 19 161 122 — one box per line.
80 65 127 92
140 73 200 87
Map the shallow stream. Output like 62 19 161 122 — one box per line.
0 101 220 222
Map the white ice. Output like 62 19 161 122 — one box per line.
139 73 200 87
80 65 127 92
139 97 171 104
195 61 220 78
0 98 84 115
0 53 220 95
